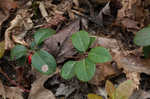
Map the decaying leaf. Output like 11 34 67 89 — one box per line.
0 79 23 99
0 0 17 27
55 83 76 97
5 9 33 49
28 69 59 99
87 93 103 99
43 19 80 63
95 0 121 26
116 0 150 32
89 62 120 85
0 41 5 59
96 37 150 75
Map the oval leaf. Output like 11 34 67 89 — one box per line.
143 46 150 58
61 61 76 80
0 41 5 59
31 49 56 75
105 80 116 98
88 47 112 63
87 93 103 99
88 37 96 48
11 45 27 60
116 80 134 99
75 59 96 82
134 27 150 46
34 28 56 45
72 30 90 52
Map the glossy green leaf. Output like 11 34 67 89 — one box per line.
88 47 112 63
75 59 96 82
87 93 103 99
134 27 150 46
11 45 27 60
61 61 76 80
105 80 116 98
0 41 5 59
34 28 56 45
116 80 134 99
72 30 90 52
143 46 150 58
31 49 56 75
88 37 96 48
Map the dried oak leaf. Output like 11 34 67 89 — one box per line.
43 19 80 63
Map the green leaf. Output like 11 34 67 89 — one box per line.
61 61 76 80
105 80 116 98
116 80 134 99
16 56 26 66
134 27 150 46
31 49 56 75
88 37 96 48
75 59 96 82
11 45 27 60
87 93 103 99
0 41 5 59
88 47 112 63
143 46 150 58
72 30 90 52
34 28 56 45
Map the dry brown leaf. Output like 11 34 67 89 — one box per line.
0 79 23 99
89 62 120 85
43 19 80 63
96 37 150 75
5 9 33 49
0 0 17 26
116 0 150 32
5 87 23 99
28 69 59 99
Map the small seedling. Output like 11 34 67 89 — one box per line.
61 30 112 82
134 26 150 58
11 28 57 75
105 80 134 99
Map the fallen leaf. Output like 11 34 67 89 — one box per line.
129 90 150 99
0 41 5 59
87 93 103 99
5 9 33 49
89 62 120 85
116 80 135 99
0 0 17 26
96 0 121 26
0 79 23 99
43 19 80 63
28 69 59 99
55 83 76 97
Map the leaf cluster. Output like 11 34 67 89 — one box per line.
61 31 112 81
11 28 56 75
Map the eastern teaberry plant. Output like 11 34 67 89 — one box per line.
61 30 112 82
134 26 150 58
11 28 57 75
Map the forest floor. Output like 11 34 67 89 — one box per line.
0 0 150 99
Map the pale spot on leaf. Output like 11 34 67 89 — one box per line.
41 64 49 72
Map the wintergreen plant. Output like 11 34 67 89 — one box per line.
61 30 112 82
134 27 150 58
11 28 57 75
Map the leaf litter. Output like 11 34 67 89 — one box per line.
0 0 150 99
